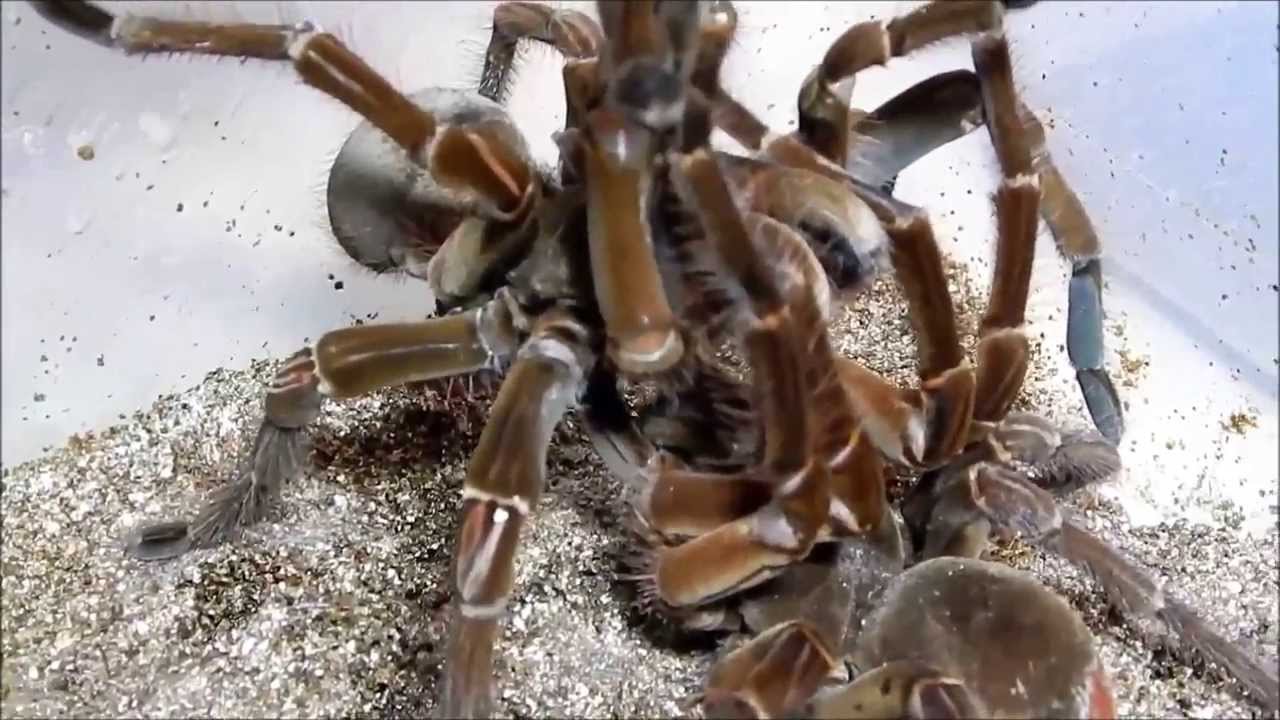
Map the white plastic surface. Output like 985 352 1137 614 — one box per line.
3 2 1277 533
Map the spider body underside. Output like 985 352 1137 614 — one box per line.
28 0 1279 717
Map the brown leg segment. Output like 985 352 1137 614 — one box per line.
124 294 523 562
771 217 890 535
633 216 884 538
435 307 596 719
1018 102 1125 444
968 32 1040 425
710 53 1020 472
595 0 687 130
34 0 436 156
637 464 774 542
711 92 772 152
478 2 604 103
580 110 684 374
837 183 978 469
644 318 824 608
788 25 1040 465
700 83 986 472
689 1 739 99
846 69 985 192
30 0 545 226
797 0 1004 165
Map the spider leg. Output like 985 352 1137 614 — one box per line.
688 1 738 100
832 184 977 468
842 62 1123 446
632 151 896 617
422 104 546 309
576 109 684 374
965 32 1041 429
696 35 1030 473
1018 103 1126 444
983 411 1122 495
594 0 700 131
796 0 1004 166
554 5 748 379
545 4 708 376
826 29 1039 469
124 293 525 561
35 0 550 323
478 2 604 104
896 410 1112 556
1056 523 1280 714
628 150 830 610
747 215 892 536
328 94 544 316
709 91 772 154
32 1 543 217
31 1 436 160
709 79 985 302
710 67 988 298
434 305 596 719
846 69 986 193
996 481 1277 713
717 37 1120 450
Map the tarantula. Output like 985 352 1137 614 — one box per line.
29 0 1276 717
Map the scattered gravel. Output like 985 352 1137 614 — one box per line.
3 266 1276 718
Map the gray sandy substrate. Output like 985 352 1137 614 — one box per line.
3 269 1278 719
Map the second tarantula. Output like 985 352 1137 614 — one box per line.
29 0 1276 717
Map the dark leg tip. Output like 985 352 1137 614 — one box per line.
1076 368 1125 445
124 520 193 561
28 1 116 47
1036 434 1123 496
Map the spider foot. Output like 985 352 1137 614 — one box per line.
989 412 1122 495
124 421 309 561
1057 521 1280 714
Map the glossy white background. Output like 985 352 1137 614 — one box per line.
3 2 1277 533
